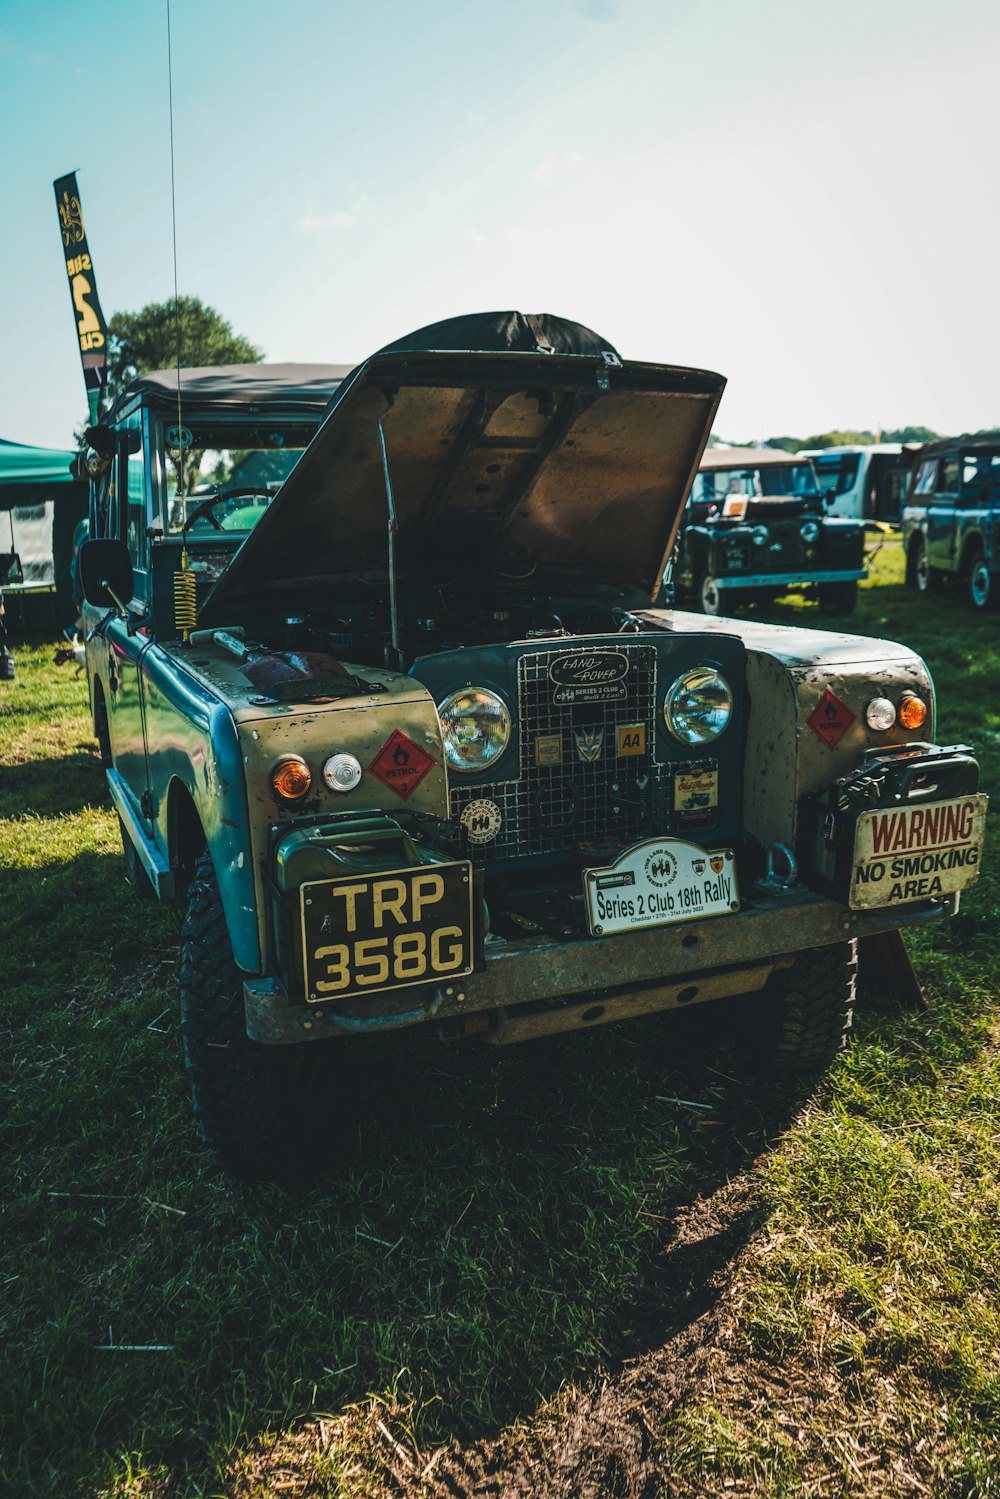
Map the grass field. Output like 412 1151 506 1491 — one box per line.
2 542 998 1497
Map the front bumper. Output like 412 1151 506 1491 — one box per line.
244 884 955 1045
714 568 867 589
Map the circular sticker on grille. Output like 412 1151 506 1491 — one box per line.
461 798 503 845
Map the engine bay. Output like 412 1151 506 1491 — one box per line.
207 578 654 671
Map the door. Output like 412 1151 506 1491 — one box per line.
925 453 959 573
103 422 155 829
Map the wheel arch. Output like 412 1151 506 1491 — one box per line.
958 528 987 576
166 777 208 895
906 526 927 558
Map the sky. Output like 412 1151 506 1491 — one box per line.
1 0 998 451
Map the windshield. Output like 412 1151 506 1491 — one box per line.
703 461 821 499
811 453 860 497
155 417 318 534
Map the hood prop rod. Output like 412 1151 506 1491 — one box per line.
377 416 405 672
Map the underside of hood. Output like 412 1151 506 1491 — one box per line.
198 343 725 627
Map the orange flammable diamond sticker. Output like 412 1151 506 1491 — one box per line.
807 687 856 749
368 729 436 800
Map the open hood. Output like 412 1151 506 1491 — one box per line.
198 344 725 627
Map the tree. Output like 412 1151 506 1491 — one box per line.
106 295 262 407
882 426 939 444
800 429 875 450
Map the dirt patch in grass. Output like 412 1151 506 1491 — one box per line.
221 1219 971 1499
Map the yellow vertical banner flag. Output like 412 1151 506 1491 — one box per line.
53 171 109 424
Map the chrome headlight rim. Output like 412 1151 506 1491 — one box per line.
663 666 734 745
800 520 821 544
437 686 512 773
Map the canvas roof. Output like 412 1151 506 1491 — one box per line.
700 446 802 470
114 363 355 416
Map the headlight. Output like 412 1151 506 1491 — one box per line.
438 688 511 772
800 521 820 543
752 524 769 547
664 667 733 744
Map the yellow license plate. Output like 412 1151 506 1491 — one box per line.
300 861 474 1002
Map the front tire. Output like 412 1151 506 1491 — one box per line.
911 538 941 594
179 851 333 1180
695 568 724 615
967 550 998 610
818 581 858 616
753 941 856 1073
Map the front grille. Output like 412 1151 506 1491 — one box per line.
450 642 664 861
755 521 808 574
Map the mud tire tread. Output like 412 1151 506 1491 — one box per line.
179 851 309 1180
769 939 857 1073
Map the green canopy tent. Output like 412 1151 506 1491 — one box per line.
0 438 88 632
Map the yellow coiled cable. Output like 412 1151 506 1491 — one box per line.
173 548 197 641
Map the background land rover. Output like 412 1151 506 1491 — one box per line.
902 435 1000 610
77 312 985 1179
673 446 867 615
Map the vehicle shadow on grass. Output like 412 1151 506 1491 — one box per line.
15 925 957 1496
8 991 803 1499
0 742 108 820
219 1008 801 1442
0 846 178 1007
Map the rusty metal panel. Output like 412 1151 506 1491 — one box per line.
243 889 954 1044
483 959 777 1044
743 649 798 850
639 608 936 848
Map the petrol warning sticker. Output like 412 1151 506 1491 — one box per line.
368 730 436 801
807 687 856 749
849 793 988 909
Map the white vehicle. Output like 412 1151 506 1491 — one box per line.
797 444 915 525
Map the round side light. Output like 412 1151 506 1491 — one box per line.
322 752 362 793
898 693 928 731
865 697 897 731
271 755 312 800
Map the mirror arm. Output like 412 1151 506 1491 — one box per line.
85 607 117 644
86 580 148 641
103 581 129 615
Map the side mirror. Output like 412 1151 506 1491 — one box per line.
79 539 134 610
83 424 117 457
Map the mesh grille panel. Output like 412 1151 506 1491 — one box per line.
450 642 664 860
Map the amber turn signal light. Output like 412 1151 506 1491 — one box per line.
898 693 928 731
271 755 312 799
